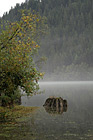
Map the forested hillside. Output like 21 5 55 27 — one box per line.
1 0 93 80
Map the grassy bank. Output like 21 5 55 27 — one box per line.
0 105 38 123
0 105 39 140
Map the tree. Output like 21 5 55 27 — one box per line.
1 0 93 81
0 10 47 106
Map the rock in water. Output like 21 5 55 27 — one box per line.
43 97 67 114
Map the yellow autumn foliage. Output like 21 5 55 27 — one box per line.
0 10 47 106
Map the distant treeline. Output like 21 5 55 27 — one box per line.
1 0 93 80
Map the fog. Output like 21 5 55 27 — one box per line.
39 81 93 85
39 33 93 81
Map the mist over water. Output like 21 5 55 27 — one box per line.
21 81 93 107
21 81 93 140
39 81 93 85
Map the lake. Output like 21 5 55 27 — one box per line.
0 81 93 140
20 81 93 140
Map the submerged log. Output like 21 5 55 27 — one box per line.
43 97 67 114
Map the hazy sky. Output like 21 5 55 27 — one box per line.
0 0 26 17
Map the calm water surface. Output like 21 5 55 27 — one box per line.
21 81 93 140
1 81 93 140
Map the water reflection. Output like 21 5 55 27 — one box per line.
43 97 67 114
1 82 93 140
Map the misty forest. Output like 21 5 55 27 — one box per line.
0 0 93 140
1 0 93 81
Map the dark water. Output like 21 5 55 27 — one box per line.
20 81 93 140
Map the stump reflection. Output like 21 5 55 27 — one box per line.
43 97 67 114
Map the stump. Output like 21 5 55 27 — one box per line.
43 97 67 114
